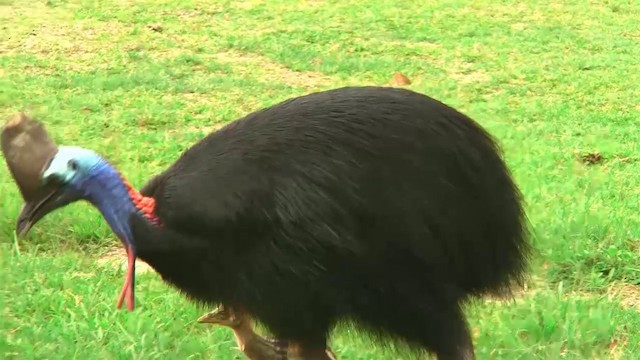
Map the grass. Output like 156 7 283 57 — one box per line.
1 0 640 358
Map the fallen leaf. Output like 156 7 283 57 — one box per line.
390 72 411 86
579 152 604 165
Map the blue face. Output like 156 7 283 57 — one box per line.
41 146 105 192
17 146 110 235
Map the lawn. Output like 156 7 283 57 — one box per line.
1 0 640 359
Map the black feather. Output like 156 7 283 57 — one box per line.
130 86 530 358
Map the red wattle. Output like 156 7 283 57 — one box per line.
121 178 161 224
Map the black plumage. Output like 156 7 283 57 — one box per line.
126 86 530 359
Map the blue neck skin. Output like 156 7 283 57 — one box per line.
78 161 139 249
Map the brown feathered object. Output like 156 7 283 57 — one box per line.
1 113 59 235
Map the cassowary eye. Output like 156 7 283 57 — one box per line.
68 159 78 171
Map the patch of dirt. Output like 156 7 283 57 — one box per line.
579 152 605 165
161 119 228 136
4 17 133 72
608 332 628 360
146 23 164 33
20 23 119 56
608 284 640 311
212 50 334 89
446 60 492 85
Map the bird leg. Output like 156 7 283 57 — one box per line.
198 305 288 360
198 305 338 360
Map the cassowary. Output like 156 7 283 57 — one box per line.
9 86 530 360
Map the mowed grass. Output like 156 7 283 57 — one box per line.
1 0 640 358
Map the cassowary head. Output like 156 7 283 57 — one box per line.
3 115 153 311
18 146 105 234
13 143 147 311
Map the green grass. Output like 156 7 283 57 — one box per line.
2 0 640 358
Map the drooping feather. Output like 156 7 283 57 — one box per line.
1 114 58 201
1 114 59 235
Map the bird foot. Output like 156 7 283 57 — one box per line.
197 304 242 327
198 305 289 359
198 305 338 359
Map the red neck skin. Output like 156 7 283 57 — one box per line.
123 178 161 225
115 177 161 311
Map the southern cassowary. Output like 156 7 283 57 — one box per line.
10 86 530 360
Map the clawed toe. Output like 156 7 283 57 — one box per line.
198 305 337 359
197 305 241 327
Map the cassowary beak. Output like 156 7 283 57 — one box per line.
17 188 57 236
16 184 79 236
